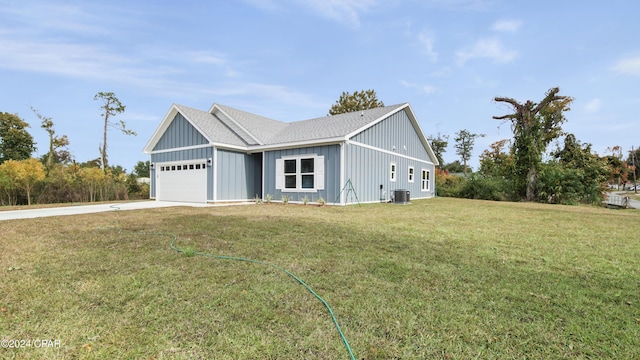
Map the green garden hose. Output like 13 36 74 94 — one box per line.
100 220 355 359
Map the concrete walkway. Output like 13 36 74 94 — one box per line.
0 201 216 221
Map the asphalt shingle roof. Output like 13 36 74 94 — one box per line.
215 104 288 145
145 101 439 165
174 104 247 147
266 104 406 145
168 102 410 149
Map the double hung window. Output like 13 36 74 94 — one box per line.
421 169 430 191
277 155 324 192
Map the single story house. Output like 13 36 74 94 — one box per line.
143 102 439 205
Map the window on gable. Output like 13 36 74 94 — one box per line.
408 167 415 182
276 155 324 192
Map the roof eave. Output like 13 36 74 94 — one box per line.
344 104 408 139
248 137 346 152
210 104 265 145
344 103 440 166
143 104 214 154
403 103 440 166
142 104 179 154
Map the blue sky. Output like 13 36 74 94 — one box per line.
1 0 639 172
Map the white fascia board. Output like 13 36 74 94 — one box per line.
404 103 440 166
344 103 409 140
213 143 250 152
247 137 346 153
347 140 435 165
148 144 213 154
143 104 179 154
149 142 249 155
344 103 440 166
143 104 214 154
211 104 264 146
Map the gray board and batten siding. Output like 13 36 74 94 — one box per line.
145 102 437 204
263 145 341 204
345 108 436 203
149 112 214 200
216 149 262 202
152 112 208 151
343 144 434 203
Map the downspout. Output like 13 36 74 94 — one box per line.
261 151 265 201
340 142 345 205
212 146 217 203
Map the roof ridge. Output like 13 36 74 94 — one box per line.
213 104 289 144
212 106 260 145
263 103 408 145
294 103 407 123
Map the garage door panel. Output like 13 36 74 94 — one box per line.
157 161 207 203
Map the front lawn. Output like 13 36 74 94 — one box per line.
1 198 639 359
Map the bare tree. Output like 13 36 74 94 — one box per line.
94 92 136 170
454 129 484 175
30 107 71 171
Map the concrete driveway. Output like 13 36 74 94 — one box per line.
0 201 215 221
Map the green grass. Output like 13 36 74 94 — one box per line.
1 198 639 359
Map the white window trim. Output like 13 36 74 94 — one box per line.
275 154 324 192
408 166 415 183
421 169 430 191
390 162 397 182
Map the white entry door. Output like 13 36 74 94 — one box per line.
156 160 207 203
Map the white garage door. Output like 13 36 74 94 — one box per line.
157 160 208 203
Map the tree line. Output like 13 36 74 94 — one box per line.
332 88 637 205
3 88 636 206
0 92 148 206
430 88 637 204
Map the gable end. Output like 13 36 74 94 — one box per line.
153 112 209 151
349 106 438 164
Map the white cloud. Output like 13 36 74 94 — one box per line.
585 98 602 113
400 80 436 95
612 56 640 76
187 51 227 65
125 111 161 122
418 32 438 62
245 0 378 28
296 0 378 28
429 67 453 78
491 19 523 33
0 37 140 80
456 37 517 65
423 0 494 11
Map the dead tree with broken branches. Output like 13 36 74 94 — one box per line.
493 87 573 201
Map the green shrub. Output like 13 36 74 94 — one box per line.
458 174 515 201
435 170 465 197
